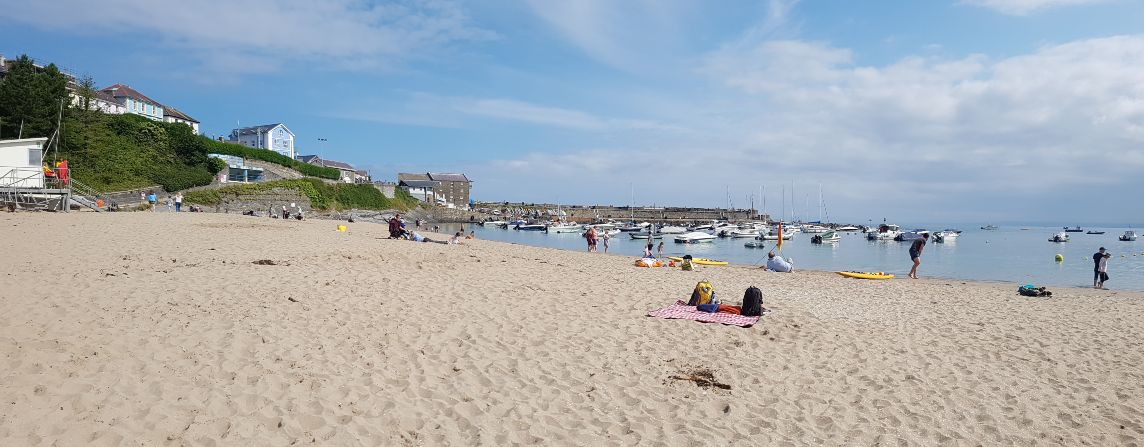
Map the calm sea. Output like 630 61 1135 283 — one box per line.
436 224 1144 291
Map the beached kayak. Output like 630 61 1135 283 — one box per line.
836 271 894 280
668 256 729 266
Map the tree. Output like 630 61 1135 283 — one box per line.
0 54 70 139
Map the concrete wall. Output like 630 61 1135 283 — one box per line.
207 188 313 215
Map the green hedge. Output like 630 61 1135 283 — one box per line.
184 178 417 211
202 139 340 180
60 113 224 192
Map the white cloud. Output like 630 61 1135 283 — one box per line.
332 92 682 132
475 35 1144 221
0 0 491 77
962 0 1113 15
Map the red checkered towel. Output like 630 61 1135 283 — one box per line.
647 300 762 327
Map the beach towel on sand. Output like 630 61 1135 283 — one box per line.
647 300 763 327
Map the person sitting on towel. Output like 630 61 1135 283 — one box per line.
766 252 793 272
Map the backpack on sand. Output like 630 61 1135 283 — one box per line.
741 286 763 316
688 280 716 306
1018 284 1052 297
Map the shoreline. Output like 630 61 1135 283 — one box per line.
2 212 1142 445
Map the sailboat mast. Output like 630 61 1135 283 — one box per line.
781 184 786 223
818 183 823 223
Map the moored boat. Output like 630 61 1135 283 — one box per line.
811 231 840 244
629 231 663 240
1048 232 1069 242
933 230 960 243
867 224 902 241
1063 226 1083 233
659 225 688 234
1121 231 1138 241
546 223 583 233
981 224 999 230
1086 230 1105 235
674 231 717 243
895 229 930 242
515 223 548 231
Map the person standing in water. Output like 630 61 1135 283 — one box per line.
602 231 610 253
907 233 929 279
657 241 665 257
585 226 598 253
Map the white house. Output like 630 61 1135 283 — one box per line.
100 84 164 121
229 123 295 159
163 107 200 134
0 137 49 188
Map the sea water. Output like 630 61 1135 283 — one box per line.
440 224 1144 291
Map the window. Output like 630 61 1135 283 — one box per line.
29 148 41 166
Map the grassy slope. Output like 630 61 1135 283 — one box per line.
184 178 420 211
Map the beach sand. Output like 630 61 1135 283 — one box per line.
1 212 1142 445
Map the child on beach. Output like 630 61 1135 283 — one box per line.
657 241 664 256
602 232 610 253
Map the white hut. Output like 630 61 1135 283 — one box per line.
0 138 49 188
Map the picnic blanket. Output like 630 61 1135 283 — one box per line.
647 300 763 327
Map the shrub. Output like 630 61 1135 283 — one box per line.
202 139 340 180
183 178 415 211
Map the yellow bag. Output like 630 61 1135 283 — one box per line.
688 280 715 306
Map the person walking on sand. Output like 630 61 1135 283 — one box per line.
147 191 157 212
908 233 929 279
174 193 183 213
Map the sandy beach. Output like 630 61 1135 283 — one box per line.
1 212 1142 446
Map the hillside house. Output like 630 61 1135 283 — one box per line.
229 123 295 159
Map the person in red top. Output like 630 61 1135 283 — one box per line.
56 160 69 185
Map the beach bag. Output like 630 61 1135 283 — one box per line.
697 303 720 313
1018 284 1052 297
688 280 716 306
1101 272 1110 282
741 286 763 316
681 255 694 271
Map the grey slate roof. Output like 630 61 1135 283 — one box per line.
322 159 355 171
100 83 162 106
398 173 431 182
400 180 439 188
427 172 471 182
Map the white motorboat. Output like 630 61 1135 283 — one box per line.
801 224 830 234
811 231 840 244
730 228 761 238
515 223 547 231
1048 232 1069 243
836 226 861 232
744 240 768 248
588 223 617 230
674 231 717 243
618 222 649 232
933 230 960 243
547 223 583 233
759 232 793 241
659 225 688 234
629 231 663 240
1120 230 1137 242
482 220 507 227
866 224 902 241
895 229 930 242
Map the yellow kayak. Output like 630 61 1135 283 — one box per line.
836 271 894 280
668 256 729 266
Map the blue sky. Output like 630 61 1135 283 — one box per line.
3 0 1143 224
